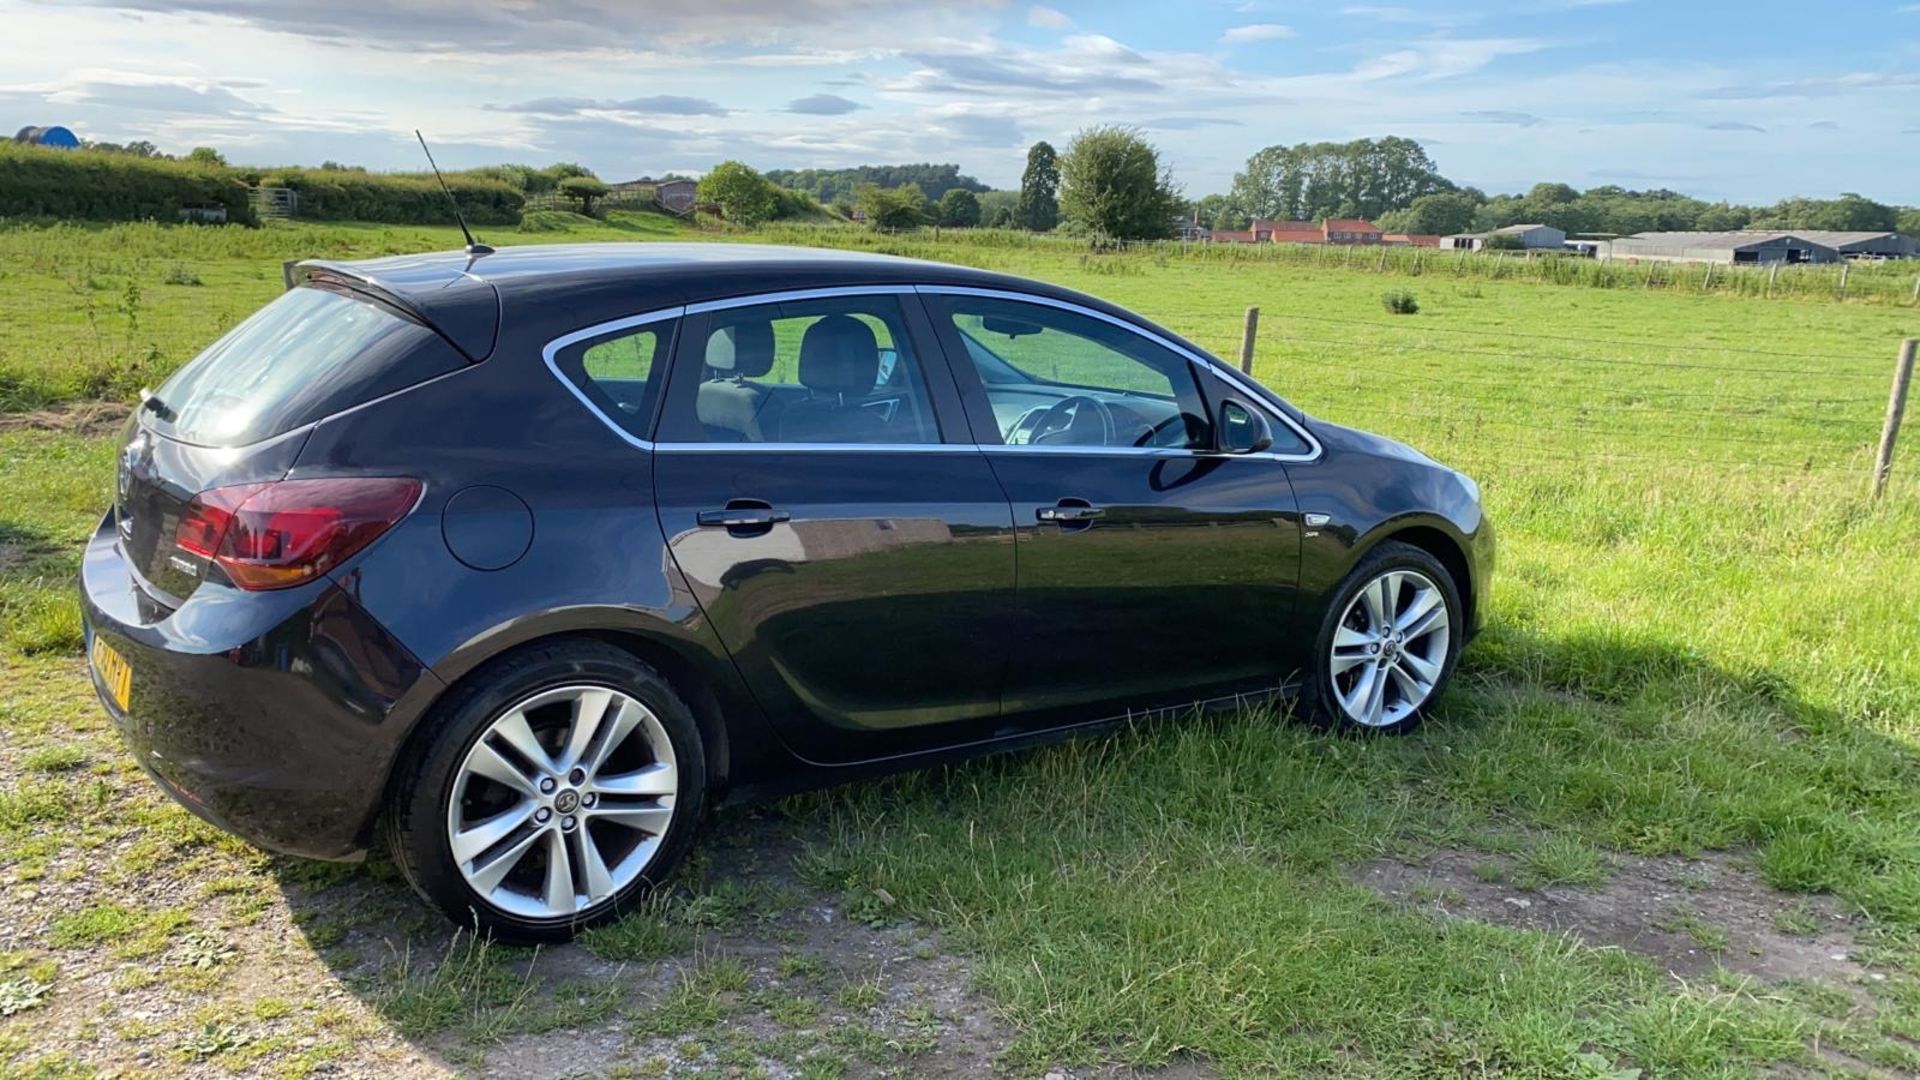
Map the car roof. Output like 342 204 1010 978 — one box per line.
298 243 1129 361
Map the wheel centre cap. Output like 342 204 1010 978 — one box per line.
553 789 580 814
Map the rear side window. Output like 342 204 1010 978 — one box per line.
150 285 465 447
549 321 675 440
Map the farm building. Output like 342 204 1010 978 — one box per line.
1384 233 1440 247
12 125 79 149
1605 231 1842 265
610 176 699 215
1790 231 1915 259
1442 224 1567 251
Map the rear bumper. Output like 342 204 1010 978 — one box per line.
78 513 442 860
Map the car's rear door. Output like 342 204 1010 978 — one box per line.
920 287 1312 723
650 288 1017 764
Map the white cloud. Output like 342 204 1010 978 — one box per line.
1220 23 1295 44
1027 5 1070 28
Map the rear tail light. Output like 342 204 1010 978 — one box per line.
175 477 422 590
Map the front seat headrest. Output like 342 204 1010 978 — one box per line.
797 315 880 397
704 320 775 378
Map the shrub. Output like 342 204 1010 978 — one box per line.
266 167 523 226
0 143 255 226
1382 289 1420 314
698 161 778 228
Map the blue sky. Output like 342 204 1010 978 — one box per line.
3 1 1917 204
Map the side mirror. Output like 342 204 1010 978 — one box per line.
1218 398 1273 454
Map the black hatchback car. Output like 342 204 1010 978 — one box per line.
81 243 1491 939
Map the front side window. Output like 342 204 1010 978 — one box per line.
666 295 940 445
551 321 674 439
928 295 1211 450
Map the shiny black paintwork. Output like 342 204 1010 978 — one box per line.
79 243 1490 861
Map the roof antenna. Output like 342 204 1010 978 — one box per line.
415 129 493 256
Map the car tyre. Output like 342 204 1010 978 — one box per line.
1302 540 1462 735
385 638 706 942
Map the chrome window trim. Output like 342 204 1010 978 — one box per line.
541 304 685 451
915 284 1324 462
542 284 1324 462
685 284 917 315
653 442 978 455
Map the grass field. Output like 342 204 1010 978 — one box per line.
2 213 1919 1077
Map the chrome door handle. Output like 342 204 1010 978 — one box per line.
697 504 790 528
1037 505 1105 523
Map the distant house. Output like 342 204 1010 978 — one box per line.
1383 233 1441 247
1443 223 1567 251
1211 229 1257 244
1605 231 1842 265
1175 220 1211 242
1254 219 1324 244
1322 218 1383 245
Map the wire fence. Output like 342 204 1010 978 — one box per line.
751 223 1920 309
1236 311 1912 489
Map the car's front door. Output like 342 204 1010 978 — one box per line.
651 289 1016 764
921 288 1309 723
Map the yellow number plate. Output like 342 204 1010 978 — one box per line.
91 635 132 712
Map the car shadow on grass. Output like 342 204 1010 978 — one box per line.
267 623 1920 1078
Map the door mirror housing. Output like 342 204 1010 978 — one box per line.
1217 399 1273 454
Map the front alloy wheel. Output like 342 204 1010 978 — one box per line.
448 685 677 920
1329 569 1450 728
1307 540 1462 734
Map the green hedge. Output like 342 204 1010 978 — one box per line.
0 143 255 225
248 168 524 226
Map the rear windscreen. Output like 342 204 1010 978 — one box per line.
147 284 466 447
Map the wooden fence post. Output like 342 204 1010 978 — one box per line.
1839 261 1850 300
1767 262 1780 298
1873 339 1916 499
1910 275 1919 305
1240 307 1260 375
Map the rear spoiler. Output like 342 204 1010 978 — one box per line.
286 259 500 363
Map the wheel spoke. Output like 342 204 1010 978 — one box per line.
1397 649 1441 685
1395 587 1441 634
1402 601 1449 642
588 803 673 836
451 802 536 864
1361 662 1389 725
543 830 576 913
465 742 539 798
583 701 644 779
592 761 676 797
465 823 544 895
1387 660 1427 703
571 828 617 902
1359 573 1395 630
491 711 558 776
560 688 614 770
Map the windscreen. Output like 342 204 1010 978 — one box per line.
148 285 464 447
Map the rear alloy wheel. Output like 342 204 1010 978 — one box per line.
1307 541 1461 734
388 640 704 941
447 685 678 921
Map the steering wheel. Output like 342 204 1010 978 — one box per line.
1029 395 1116 446
1132 413 1194 448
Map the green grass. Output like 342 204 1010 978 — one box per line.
1 217 1918 1076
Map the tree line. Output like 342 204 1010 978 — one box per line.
739 132 1920 243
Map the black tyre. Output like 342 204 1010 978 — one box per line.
385 638 706 942
1302 540 1462 735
